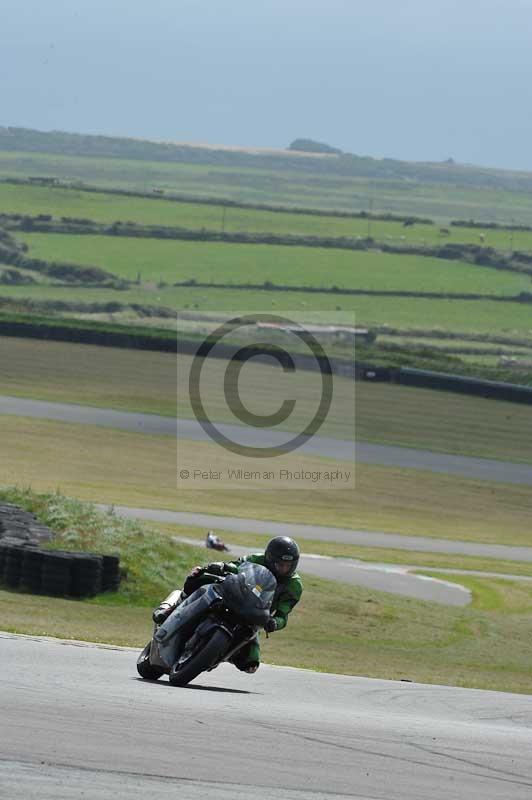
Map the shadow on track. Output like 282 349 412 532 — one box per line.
133 677 257 694
185 683 258 695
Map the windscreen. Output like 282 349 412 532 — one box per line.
237 561 276 610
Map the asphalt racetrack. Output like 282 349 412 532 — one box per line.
170 535 472 606
1 633 532 800
110 505 532 562
3 395 532 485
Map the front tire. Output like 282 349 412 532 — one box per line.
168 628 230 687
136 641 165 680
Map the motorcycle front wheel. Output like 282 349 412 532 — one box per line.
136 641 165 680
168 628 230 687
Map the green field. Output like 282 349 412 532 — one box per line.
2 281 531 341
378 334 532 368
379 334 532 355
3 181 532 250
3 178 532 367
5 149 532 223
9 228 532 350
18 232 528 296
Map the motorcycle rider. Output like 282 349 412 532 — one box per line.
152 536 303 674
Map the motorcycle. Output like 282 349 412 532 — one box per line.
136 561 276 686
205 530 229 552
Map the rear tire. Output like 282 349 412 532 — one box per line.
136 641 165 680
168 628 230 687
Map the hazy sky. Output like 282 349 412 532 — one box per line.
2 0 532 170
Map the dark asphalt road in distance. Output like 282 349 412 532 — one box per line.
171 534 472 605
109 505 532 563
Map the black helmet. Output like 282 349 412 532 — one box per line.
264 536 300 579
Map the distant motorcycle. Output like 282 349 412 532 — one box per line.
205 530 229 551
136 561 275 686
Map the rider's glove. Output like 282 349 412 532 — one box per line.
205 562 228 576
264 616 277 633
189 565 204 578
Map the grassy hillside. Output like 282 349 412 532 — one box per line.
4 146 532 222
4 126 532 193
1 134 532 379
8 230 532 356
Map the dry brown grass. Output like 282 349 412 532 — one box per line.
2 415 531 545
1 336 531 462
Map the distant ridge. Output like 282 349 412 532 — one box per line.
2 126 532 193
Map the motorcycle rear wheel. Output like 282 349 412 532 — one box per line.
168 628 230 687
136 641 165 680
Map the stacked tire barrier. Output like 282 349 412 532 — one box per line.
2 543 26 588
0 503 121 598
20 547 44 594
102 555 121 592
0 501 54 545
0 542 121 598
69 553 103 598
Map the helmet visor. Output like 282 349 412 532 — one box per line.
274 560 295 577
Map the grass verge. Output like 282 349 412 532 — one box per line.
415 572 532 613
2 416 532 544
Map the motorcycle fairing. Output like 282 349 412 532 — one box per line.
152 583 222 669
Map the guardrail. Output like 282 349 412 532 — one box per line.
393 367 532 404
